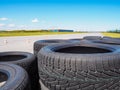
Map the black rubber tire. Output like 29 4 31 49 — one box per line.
83 36 102 40
0 51 39 90
40 68 120 90
0 63 30 90
102 37 120 44
103 36 112 39
91 37 120 45
69 39 92 44
38 43 120 90
69 38 83 41
33 39 77 56
112 38 120 40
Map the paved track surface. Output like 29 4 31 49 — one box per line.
0 33 103 53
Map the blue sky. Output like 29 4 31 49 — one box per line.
0 0 120 31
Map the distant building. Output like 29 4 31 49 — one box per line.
50 29 74 32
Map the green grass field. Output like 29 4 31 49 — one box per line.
102 32 120 38
0 31 82 37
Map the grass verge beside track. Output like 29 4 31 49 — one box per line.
0 31 82 37
102 33 120 38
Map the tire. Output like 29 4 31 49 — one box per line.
69 38 83 41
0 51 39 90
102 37 120 44
103 36 112 39
112 38 120 40
69 39 92 44
92 37 120 45
0 63 30 90
38 43 120 90
83 36 102 40
33 39 77 56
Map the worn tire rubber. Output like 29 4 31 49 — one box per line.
34 39 77 56
39 68 120 90
103 36 112 39
102 37 120 45
0 51 39 90
0 63 30 90
91 37 120 45
83 36 102 40
69 39 92 44
38 43 120 90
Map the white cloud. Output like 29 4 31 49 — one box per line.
0 23 5 27
0 18 8 21
32 18 39 23
8 24 15 27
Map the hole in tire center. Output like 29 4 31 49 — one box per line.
0 55 27 61
0 72 8 87
54 46 112 54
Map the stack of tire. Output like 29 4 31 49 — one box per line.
33 39 79 56
83 36 120 46
35 37 120 90
0 52 39 90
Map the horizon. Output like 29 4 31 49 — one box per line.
0 0 120 31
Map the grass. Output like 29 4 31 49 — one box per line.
0 31 82 37
102 32 120 38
